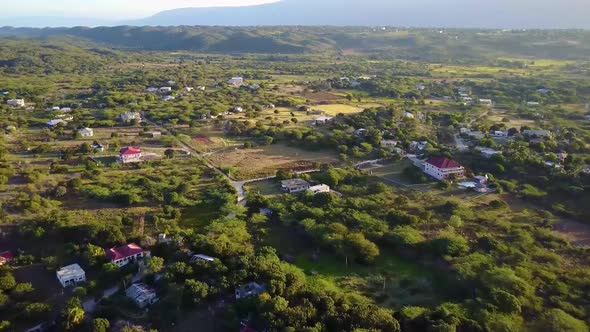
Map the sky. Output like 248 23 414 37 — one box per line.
1 0 280 19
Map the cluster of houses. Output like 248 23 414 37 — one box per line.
456 87 493 106
54 243 157 308
7 99 25 107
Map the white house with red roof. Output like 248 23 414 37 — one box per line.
105 243 145 268
423 157 465 181
118 147 142 164
0 251 13 265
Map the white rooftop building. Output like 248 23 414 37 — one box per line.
47 119 67 127
308 184 331 195
190 254 215 263
227 77 244 86
78 128 94 137
7 99 25 107
120 112 142 123
56 264 86 288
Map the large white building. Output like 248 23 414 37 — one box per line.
423 157 465 181
7 99 25 107
56 264 86 288
308 184 331 195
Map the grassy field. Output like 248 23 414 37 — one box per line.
244 179 283 196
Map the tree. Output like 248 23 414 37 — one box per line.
0 291 7 308
0 273 16 291
183 279 209 306
164 148 176 159
91 318 110 332
61 297 85 330
535 309 588 332
146 256 164 274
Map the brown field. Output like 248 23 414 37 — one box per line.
302 91 343 102
208 143 339 180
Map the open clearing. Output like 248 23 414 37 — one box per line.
313 104 364 116
208 143 339 180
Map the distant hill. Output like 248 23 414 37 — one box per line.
132 0 590 29
1 26 590 62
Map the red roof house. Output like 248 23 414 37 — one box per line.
118 147 142 164
423 157 465 180
0 251 14 265
105 243 144 267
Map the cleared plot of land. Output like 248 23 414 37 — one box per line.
208 143 338 180
302 91 343 102
244 179 283 196
312 104 364 116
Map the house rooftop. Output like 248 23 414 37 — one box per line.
426 157 462 169
105 243 143 261
281 179 310 187
120 147 141 155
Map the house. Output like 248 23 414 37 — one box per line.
60 107 72 113
522 129 551 138
235 282 266 300
459 128 471 135
7 99 25 107
118 147 142 164
423 157 465 181
527 102 540 106
190 254 215 263
227 77 244 86
313 116 333 125
105 243 144 268
158 234 174 244
477 147 502 158
185 87 194 92
410 141 429 153
126 283 158 308
281 179 310 193
167 80 176 86
415 84 426 91
196 86 206 91
51 106 61 111
56 264 86 288
353 128 367 136
403 112 415 119
120 112 142 123
233 106 244 113
91 142 105 152
46 119 67 127
380 140 398 148
162 95 175 102
159 87 172 93
0 251 13 266
490 130 508 138
479 99 493 106
78 128 94 137
462 97 473 103
308 184 331 195
149 131 162 138
146 87 158 93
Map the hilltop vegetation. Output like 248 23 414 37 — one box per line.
1 27 590 61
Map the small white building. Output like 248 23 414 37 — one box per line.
120 112 142 123
313 116 333 125
47 119 67 127
403 112 415 119
479 99 493 106
185 87 194 92
159 87 172 93
490 130 508 138
232 106 244 113
190 254 215 263
56 264 86 288
7 99 25 107
78 128 94 137
477 147 502 158
527 102 540 106
146 87 159 93
126 283 158 308
227 77 244 86
415 84 426 91
196 86 206 91
380 140 398 148
162 95 175 102
308 184 331 195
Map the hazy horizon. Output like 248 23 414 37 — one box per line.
1 0 589 29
